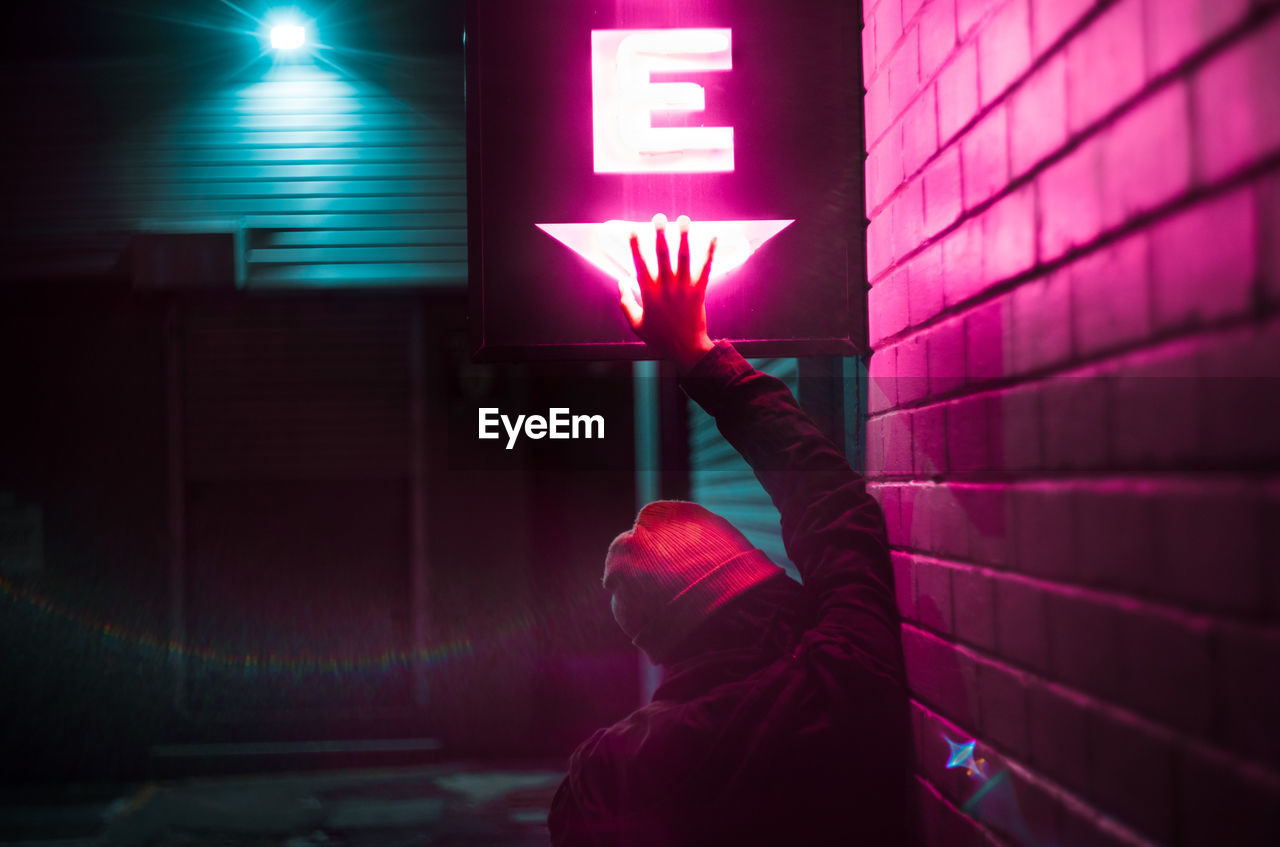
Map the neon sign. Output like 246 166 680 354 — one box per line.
467 0 862 359
541 26 791 292
591 28 735 174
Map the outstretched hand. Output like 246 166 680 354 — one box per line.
619 214 717 372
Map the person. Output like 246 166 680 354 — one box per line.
547 215 909 846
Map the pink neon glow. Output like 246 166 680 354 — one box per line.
591 29 734 174
536 218 793 288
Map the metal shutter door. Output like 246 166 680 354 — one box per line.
687 358 799 580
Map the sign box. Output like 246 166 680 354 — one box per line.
467 0 863 360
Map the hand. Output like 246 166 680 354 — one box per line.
619 213 717 372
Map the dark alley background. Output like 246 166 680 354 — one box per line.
3 0 1280 845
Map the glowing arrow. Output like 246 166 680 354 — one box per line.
536 218 793 288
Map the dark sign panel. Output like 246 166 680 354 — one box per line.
467 0 863 360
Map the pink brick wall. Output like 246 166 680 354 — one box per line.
862 0 1280 843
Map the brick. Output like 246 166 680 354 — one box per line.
1191 14 1280 182
1145 0 1250 79
943 218 986 305
881 483 906 546
1031 0 1096 55
1121 608 1213 735
866 66 893 144
990 383 1041 471
867 128 905 213
1038 139 1103 261
874 0 906 72
1073 481 1157 592
917 778 990 847
994 575 1050 671
902 484 931 550
893 550 918 618
884 409 915 474
903 626 982 725
1156 482 1264 614
961 105 1009 209
938 44 980 143
947 395 990 473
983 183 1036 283
958 0 1003 39
1259 170 1280 306
953 484 1010 565
1009 54 1067 176
1070 233 1151 358
1011 271 1072 374
915 557 955 632
928 316 966 397
1012 485 1075 578
1178 745 1280 847
1089 709 1175 843
867 208 894 281
965 298 1013 381
952 567 996 649
908 243 946 326
1048 590 1126 700
868 344 898 413
1100 83 1192 231
914 402 949 475
923 146 963 237
977 659 1030 757
920 0 958 81
1151 189 1256 331
1042 369 1108 470
903 85 939 176
898 332 929 404
1199 323 1280 465
978 0 1031 106
891 177 927 259
1028 682 1091 795
1109 342 1200 467
867 413 888 475
889 33 922 119
931 485 971 559
1067 0 1147 133
876 482 905 544
1217 623 1280 770
1002 765 1066 846
868 264 908 343
1059 805 1151 847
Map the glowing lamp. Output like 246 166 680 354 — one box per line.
270 24 306 50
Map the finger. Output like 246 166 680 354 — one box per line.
676 215 691 284
652 213 672 282
629 233 652 288
618 280 643 330
695 237 717 291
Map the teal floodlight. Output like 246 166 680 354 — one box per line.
261 9 315 55
270 23 306 50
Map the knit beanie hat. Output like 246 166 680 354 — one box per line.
603 500 783 663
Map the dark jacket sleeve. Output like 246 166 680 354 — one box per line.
681 342 902 682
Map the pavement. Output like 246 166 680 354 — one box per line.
0 764 565 847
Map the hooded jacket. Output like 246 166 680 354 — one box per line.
548 342 909 846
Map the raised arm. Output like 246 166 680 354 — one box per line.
620 215 900 680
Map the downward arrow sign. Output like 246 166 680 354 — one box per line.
536 218 794 287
